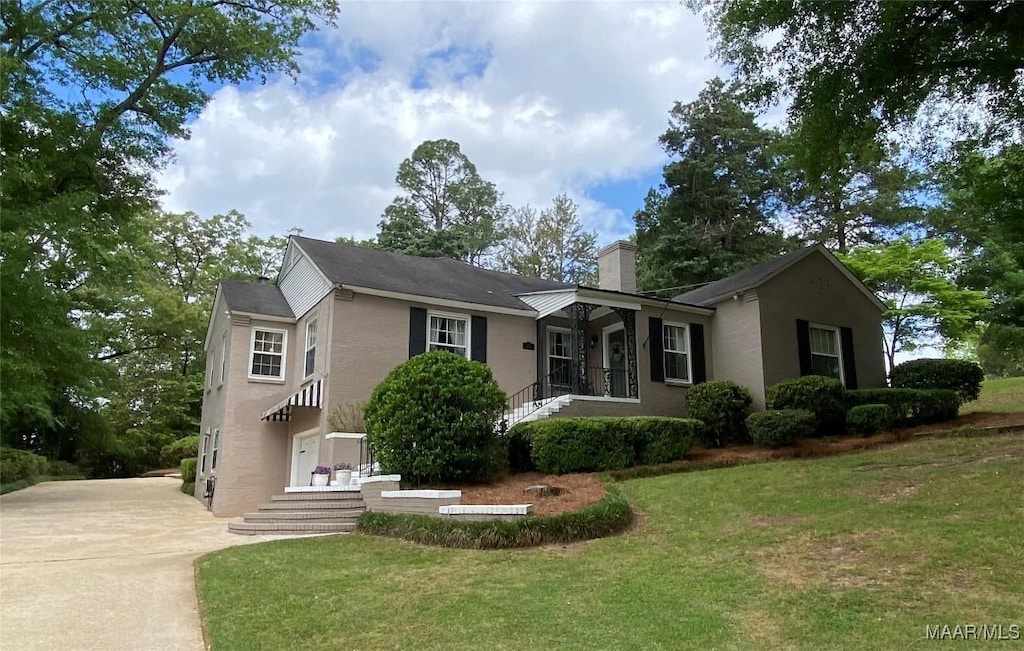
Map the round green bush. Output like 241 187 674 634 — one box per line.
891 358 984 404
180 457 198 483
766 375 847 436
686 380 754 448
746 409 816 449
846 403 895 436
364 351 507 485
160 435 199 468
0 447 49 483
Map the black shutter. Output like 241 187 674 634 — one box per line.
796 319 812 376
471 315 487 363
840 326 858 389
649 316 664 382
690 323 707 384
409 307 427 358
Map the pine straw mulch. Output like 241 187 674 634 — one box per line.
453 411 1024 517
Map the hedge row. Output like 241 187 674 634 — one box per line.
0 447 50 483
747 409 816 448
891 358 984 404
509 417 701 474
357 487 633 549
846 388 959 427
766 376 847 436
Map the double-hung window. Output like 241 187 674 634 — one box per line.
219 332 227 385
663 323 690 383
249 328 286 379
200 430 209 473
547 328 572 386
211 429 220 470
304 319 317 378
809 324 843 382
428 313 468 358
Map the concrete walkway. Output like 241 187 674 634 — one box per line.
1 478 291 650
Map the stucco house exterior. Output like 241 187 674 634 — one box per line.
196 236 886 516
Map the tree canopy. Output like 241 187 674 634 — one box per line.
499 195 598 284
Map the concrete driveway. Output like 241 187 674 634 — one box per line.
1 478 290 650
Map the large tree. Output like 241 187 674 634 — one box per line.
1 0 336 449
499 194 598 284
376 139 507 265
635 78 790 294
930 143 1024 376
693 0 1024 174
840 238 989 373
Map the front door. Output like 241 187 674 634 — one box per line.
291 431 320 487
604 327 627 398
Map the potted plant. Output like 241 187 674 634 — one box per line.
311 465 332 487
333 462 353 486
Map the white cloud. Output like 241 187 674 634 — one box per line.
157 0 723 244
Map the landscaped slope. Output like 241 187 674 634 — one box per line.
196 434 1024 651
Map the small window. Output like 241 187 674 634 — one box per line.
249 328 286 379
547 328 572 386
809 325 843 382
200 430 209 473
219 332 227 385
663 323 690 383
304 319 317 378
211 429 220 470
428 313 469 358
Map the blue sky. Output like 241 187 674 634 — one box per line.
158 1 722 244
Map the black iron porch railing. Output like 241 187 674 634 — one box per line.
504 364 631 428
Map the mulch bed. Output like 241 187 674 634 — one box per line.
453 411 1023 517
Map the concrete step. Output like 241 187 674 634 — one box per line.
227 521 357 536
271 491 363 502
243 510 363 522
257 500 365 512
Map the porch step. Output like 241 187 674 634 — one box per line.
242 509 363 522
271 491 364 502
227 521 357 535
257 500 365 512
505 395 573 428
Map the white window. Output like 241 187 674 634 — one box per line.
547 328 572 386
304 319 317 378
809 324 844 382
428 313 469 358
211 429 220 471
219 332 227 385
663 323 690 383
200 430 209 473
206 354 213 389
249 328 286 379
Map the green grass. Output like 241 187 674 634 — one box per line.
197 434 1024 650
962 376 1024 414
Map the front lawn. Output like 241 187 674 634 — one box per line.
962 376 1024 414
197 434 1024 650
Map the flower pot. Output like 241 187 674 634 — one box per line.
335 470 352 486
311 473 329 487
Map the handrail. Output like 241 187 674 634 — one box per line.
504 363 571 429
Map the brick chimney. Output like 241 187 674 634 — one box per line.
597 240 638 294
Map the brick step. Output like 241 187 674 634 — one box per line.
271 491 363 502
243 510 363 522
257 500 365 512
227 521 357 536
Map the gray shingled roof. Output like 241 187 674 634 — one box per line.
220 279 294 318
673 246 818 306
294 236 573 310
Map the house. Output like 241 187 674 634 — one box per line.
196 237 886 516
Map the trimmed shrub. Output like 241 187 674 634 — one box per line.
746 410 816 448
364 351 507 485
180 457 197 496
358 487 633 549
504 425 536 473
846 404 895 436
0 447 49 483
630 417 701 465
517 417 699 474
766 375 847 435
160 435 199 468
527 418 635 474
891 358 984 404
847 388 959 427
686 380 753 448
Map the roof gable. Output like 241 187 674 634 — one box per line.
219 279 295 318
674 245 886 312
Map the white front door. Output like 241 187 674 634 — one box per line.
291 431 320 487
